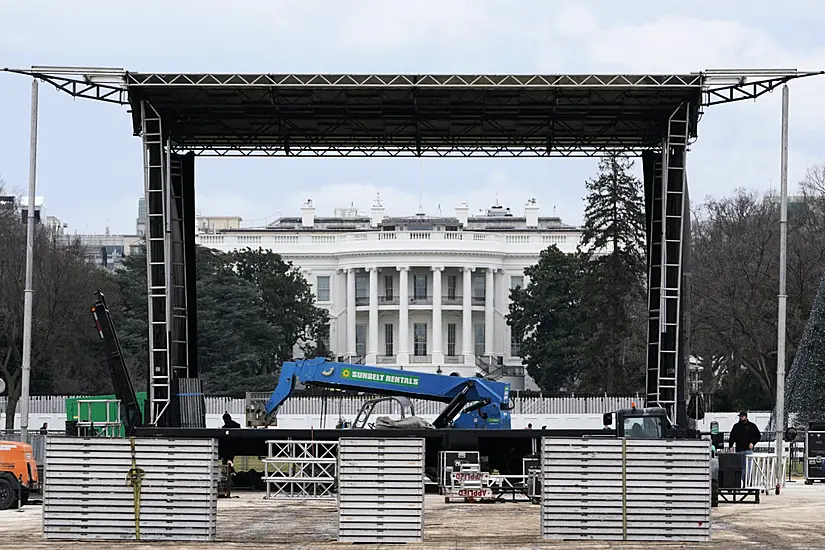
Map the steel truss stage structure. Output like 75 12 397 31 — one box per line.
4 66 821 432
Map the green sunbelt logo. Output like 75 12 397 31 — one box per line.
341 368 419 387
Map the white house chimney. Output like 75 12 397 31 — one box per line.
370 193 385 228
301 198 315 228
455 201 469 226
525 198 539 228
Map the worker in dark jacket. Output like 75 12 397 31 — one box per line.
222 411 241 429
729 411 761 486
729 411 761 453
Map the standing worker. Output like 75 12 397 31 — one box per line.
729 411 761 486
729 411 761 453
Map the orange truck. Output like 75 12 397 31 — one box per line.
0 440 39 510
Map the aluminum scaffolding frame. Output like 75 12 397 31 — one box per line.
4 65 821 428
642 102 691 428
141 102 202 427
263 440 338 499
141 102 172 425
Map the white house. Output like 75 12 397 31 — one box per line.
195 197 581 391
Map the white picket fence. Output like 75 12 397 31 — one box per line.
0 394 640 417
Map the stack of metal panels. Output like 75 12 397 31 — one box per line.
337 437 425 543
541 438 711 543
43 437 218 541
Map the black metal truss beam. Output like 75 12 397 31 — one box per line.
170 140 657 158
6 67 819 106
703 71 824 105
126 72 704 88
3 67 129 104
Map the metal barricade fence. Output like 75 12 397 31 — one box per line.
745 452 790 491
4 394 642 417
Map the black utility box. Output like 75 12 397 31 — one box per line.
718 452 746 489
805 430 825 483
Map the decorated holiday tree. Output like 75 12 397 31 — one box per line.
785 272 825 425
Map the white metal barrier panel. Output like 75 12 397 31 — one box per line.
745 452 789 491
263 440 338 499
541 438 711 543
43 437 218 542
337 437 425 544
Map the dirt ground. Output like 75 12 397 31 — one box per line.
2 481 824 549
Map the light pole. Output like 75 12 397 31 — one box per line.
775 83 789 489
20 77 40 442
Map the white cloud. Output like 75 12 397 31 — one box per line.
338 0 496 51
549 4 599 40
536 7 825 134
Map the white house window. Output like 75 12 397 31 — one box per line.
355 324 367 357
316 276 331 302
447 323 457 356
510 275 523 290
447 275 458 301
413 275 428 300
413 323 428 356
472 274 485 304
510 330 522 357
355 275 369 306
474 324 485 356
384 323 394 356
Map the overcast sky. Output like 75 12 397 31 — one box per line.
1 1 824 234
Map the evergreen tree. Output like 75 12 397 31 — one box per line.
785 272 825 425
507 246 587 392
228 248 330 361
577 154 648 393
113 246 330 396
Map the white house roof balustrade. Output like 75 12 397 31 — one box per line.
195 229 577 256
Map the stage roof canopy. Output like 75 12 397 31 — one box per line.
4 67 822 157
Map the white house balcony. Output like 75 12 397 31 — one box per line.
442 295 463 306
408 295 433 306
352 293 483 308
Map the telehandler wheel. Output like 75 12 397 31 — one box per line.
0 477 17 510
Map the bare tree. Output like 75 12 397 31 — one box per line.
691 185 825 408
0 194 115 428
800 163 825 197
